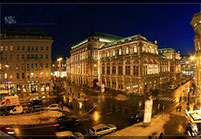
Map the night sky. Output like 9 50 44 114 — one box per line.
1 4 200 60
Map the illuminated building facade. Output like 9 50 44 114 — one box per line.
67 32 181 94
180 55 195 76
158 48 181 83
191 11 201 101
0 28 53 93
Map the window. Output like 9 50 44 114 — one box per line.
118 66 123 75
1 46 3 51
28 46 30 50
133 65 139 76
5 73 7 79
35 64 38 68
17 73 19 79
112 66 116 74
102 52 104 58
102 66 105 74
35 54 38 59
40 63 43 68
27 54 30 59
46 55 48 59
10 46 13 51
22 55 24 59
107 51 109 57
125 66 130 75
36 47 38 50
46 63 48 68
27 64 29 68
22 46 25 50
107 66 110 74
126 47 129 54
32 47 34 50
27 73 30 79
112 50 115 56
5 46 8 51
134 46 137 53
31 64 33 68
31 54 34 59
40 54 43 59
17 54 19 59
46 46 48 51
22 73 24 79
41 46 43 50
17 46 20 50
119 48 122 55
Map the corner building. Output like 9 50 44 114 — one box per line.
67 32 181 94
0 28 53 94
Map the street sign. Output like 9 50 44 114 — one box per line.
144 99 153 123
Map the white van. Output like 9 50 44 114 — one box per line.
10 105 23 114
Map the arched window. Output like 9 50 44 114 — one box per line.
112 50 115 56
119 48 122 55
126 47 129 54
134 46 137 53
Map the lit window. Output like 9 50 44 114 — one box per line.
119 48 122 55
134 46 137 53
10 46 13 51
0 46 3 51
107 51 109 57
0 64 1 69
126 47 129 54
199 20 201 24
112 50 115 56
5 73 7 79
5 46 8 51
194 23 197 27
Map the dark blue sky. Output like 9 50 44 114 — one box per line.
1 4 200 59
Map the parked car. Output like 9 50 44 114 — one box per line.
168 84 178 90
0 126 15 135
55 116 80 128
186 123 198 137
55 131 84 139
10 105 23 115
28 100 42 108
0 107 9 116
47 104 60 111
129 110 144 123
28 105 43 113
89 124 117 137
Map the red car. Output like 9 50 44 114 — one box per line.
0 126 15 135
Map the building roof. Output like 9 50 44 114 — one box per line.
1 28 48 36
71 31 124 50
158 53 167 59
158 48 175 53
102 34 148 49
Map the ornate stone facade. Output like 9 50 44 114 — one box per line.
66 32 181 94
190 11 201 99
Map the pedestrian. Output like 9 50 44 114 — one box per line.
159 132 163 139
176 105 179 112
179 96 182 103
179 105 182 112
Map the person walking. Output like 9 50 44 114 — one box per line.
179 104 182 112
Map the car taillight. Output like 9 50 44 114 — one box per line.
5 127 14 134
53 124 59 127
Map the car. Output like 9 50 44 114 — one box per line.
55 116 80 128
47 104 60 111
168 84 178 90
28 105 43 113
28 100 42 108
89 124 117 137
0 107 9 116
129 110 144 123
55 131 84 139
0 126 15 135
186 123 198 137
10 105 23 115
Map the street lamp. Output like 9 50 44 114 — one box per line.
5 65 9 90
57 57 63 78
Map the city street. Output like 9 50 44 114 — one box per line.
12 80 192 138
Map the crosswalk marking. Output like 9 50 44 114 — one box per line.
159 97 176 102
